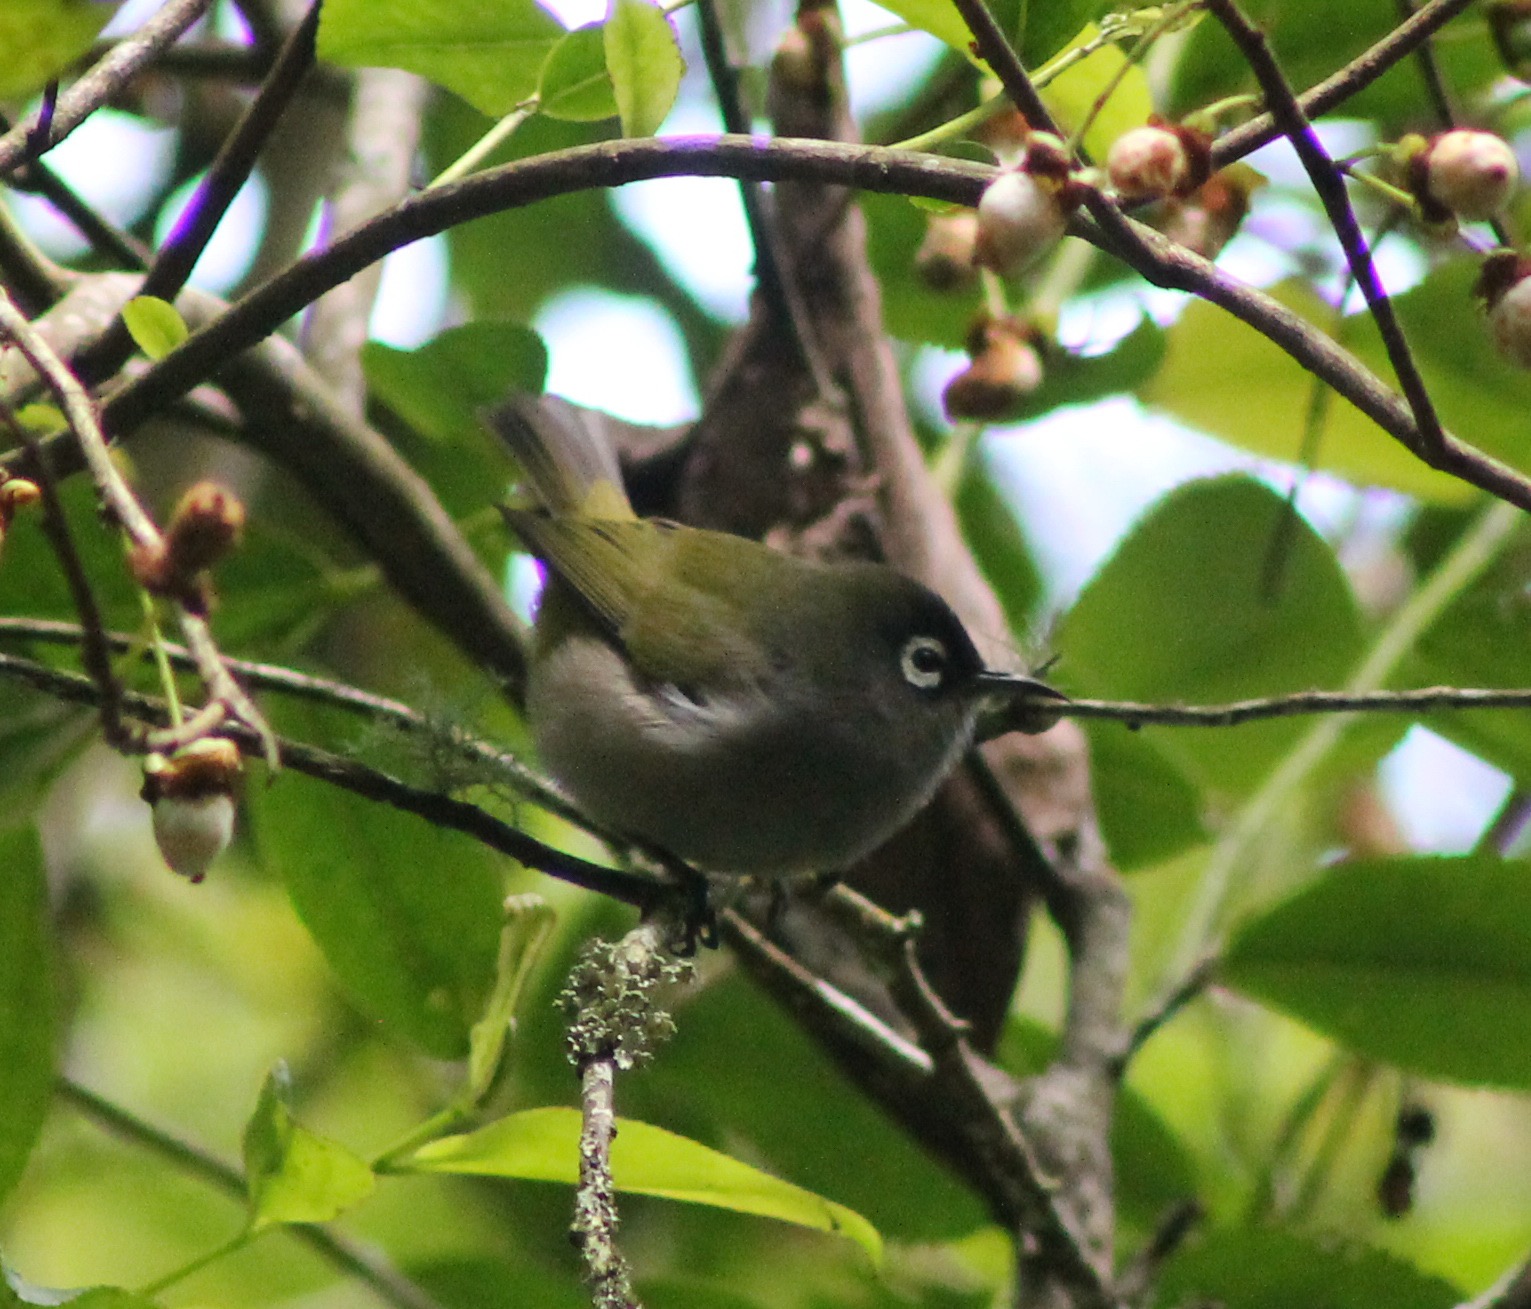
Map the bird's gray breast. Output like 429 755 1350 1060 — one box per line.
526 633 977 875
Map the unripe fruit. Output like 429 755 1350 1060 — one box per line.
1422 130 1519 221
142 737 241 882
915 210 980 292
942 315 1044 420
1107 126 1191 201
975 170 1067 276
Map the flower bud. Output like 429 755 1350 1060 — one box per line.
141 737 242 882
164 480 246 575
974 135 1078 277
130 480 245 614
915 210 980 291
942 314 1045 420
1416 130 1519 222
1477 249 1531 367
1106 122 1210 202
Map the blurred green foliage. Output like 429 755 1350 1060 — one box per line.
5 0 1531 1307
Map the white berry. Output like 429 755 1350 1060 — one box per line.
152 791 236 882
1426 130 1519 220
975 169 1067 276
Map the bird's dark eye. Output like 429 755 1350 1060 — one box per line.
900 635 948 690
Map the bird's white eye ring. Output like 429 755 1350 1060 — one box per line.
901 635 948 690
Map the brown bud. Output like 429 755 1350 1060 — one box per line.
165 481 245 575
1476 248 1531 367
942 314 1045 420
915 210 981 292
141 738 242 882
132 481 245 613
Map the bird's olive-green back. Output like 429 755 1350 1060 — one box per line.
505 509 941 693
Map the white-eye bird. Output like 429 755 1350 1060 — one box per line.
489 395 1060 877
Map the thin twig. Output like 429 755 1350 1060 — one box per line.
1211 0 1478 166
1206 0 1449 468
0 647 664 908
76 0 322 386
1114 953 1220 1075
573 1055 637 1309
0 615 577 825
0 411 129 746
0 286 278 766
30 131 1515 517
990 684 1531 734
0 0 213 176
57 1078 450 1309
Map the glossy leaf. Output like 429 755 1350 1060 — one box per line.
1058 475 1367 797
616 970 985 1242
0 0 117 100
1411 520 1531 783
407 1106 882 1264
1225 855 1531 1088
0 826 55 1211
1152 1227 1460 1309
956 456 1042 635
318 0 563 117
242 1064 376 1230
120 296 187 361
539 25 618 122
1142 281 1473 504
1085 720 1208 871
604 0 684 138
253 767 503 1059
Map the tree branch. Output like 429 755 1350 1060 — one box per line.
0 0 214 176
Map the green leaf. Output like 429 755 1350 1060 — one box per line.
363 323 549 450
407 1106 883 1264
1085 719 1208 871
1 1264 162 1308
0 826 55 1211
1151 1227 1460 1309
253 767 504 1059
539 25 618 122
1411 521 1531 783
242 1064 376 1231
0 0 117 101
317 0 563 117
956 455 1042 635
604 0 684 138
1224 854 1531 1088
120 296 188 361
1058 475 1370 797
464 895 557 1106
1142 280 1477 504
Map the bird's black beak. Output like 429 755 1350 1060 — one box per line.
973 671 1070 738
